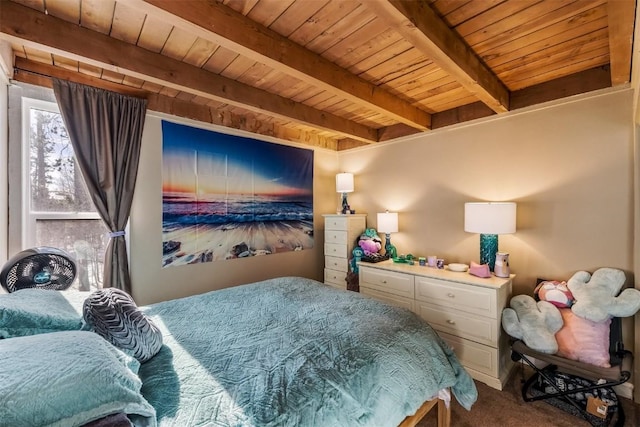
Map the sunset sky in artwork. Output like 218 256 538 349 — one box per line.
162 121 313 198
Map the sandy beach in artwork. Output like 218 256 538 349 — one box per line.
162 220 314 267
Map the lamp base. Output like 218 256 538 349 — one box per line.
340 193 351 214
384 233 397 258
479 234 498 271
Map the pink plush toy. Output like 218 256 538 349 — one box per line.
357 229 382 256
535 280 575 308
359 238 381 255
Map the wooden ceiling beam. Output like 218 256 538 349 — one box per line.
367 0 510 114
126 0 432 131
510 65 611 110
14 57 148 98
377 123 421 142
431 65 612 129
608 0 635 85
13 58 339 150
0 1 376 143
336 138 370 151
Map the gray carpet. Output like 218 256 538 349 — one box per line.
417 365 639 427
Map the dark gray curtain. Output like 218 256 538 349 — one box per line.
52 78 146 293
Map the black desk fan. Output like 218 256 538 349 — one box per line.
0 247 77 293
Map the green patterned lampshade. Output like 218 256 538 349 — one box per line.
464 202 516 271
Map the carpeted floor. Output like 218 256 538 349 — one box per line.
417 365 640 426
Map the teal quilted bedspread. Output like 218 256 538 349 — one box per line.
139 277 477 426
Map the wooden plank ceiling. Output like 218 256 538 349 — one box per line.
0 0 635 150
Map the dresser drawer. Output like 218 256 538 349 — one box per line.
360 267 414 299
325 216 350 231
324 243 347 258
416 301 497 347
415 277 496 318
325 230 348 245
325 215 366 231
361 287 415 312
325 256 348 272
324 268 346 288
439 331 498 377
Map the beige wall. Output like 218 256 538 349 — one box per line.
130 113 339 305
340 88 636 371
340 88 634 294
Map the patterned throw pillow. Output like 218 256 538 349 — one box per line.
83 288 162 362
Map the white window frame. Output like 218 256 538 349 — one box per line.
21 97 101 248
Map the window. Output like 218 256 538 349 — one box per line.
22 98 107 291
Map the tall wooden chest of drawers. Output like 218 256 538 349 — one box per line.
323 214 366 290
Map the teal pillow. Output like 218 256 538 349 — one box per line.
0 289 85 338
0 330 156 426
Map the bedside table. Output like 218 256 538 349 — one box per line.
358 260 513 390
322 214 366 290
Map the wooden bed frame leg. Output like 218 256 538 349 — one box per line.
437 398 451 427
399 395 450 427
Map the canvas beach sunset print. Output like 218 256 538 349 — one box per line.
162 121 314 267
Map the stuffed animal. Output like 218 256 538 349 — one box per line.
503 268 640 359
568 268 640 323
535 280 574 308
350 246 365 274
501 295 564 354
357 229 382 256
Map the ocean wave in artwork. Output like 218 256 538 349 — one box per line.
161 196 314 266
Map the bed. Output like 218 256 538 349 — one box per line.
0 276 477 426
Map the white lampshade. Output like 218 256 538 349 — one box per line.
464 202 516 235
335 173 354 193
377 211 398 234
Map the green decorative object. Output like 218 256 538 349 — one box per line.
480 234 498 271
362 228 379 238
385 239 397 259
350 246 365 273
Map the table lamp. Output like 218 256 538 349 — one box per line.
336 173 354 214
464 202 516 271
377 211 398 258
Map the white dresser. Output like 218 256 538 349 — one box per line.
323 214 366 290
358 260 513 390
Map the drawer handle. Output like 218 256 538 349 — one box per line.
381 280 387 284
447 293 455 298
446 319 456 325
